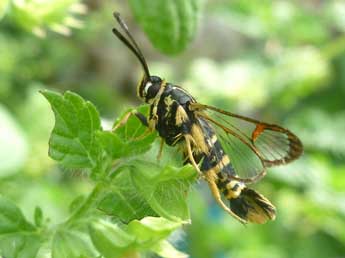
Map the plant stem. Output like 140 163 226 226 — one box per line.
65 181 106 225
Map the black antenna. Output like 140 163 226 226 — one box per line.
112 12 150 79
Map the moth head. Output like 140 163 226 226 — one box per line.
137 75 162 103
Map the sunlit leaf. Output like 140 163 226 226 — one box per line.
89 220 136 258
41 90 102 169
90 217 184 258
52 229 99 258
127 217 182 246
129 160 196 222
98 160 196 223
98 168 158 223
151 240 188 258
96 130 155 160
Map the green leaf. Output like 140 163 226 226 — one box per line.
41 90 102 169
0 195 35 234
129 160 196 222
0 234 41 258
127 217 182 246
0 196 41 258
98 132 196 222
97 105 156 161
96 130 155 160
99 157 195 222
151 240 188 258
98 168 158 223
129 0 204 54
52 229 99 258
89 220 136 258
90 217 184 258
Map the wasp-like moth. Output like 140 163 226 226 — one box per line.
111 13 303 224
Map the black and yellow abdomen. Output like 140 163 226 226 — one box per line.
194 118 276 224
196 119 245 198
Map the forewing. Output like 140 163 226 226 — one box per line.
191 103 303 182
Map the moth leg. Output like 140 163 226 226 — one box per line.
134 111 149 127
157 138 165 161
205 172 247 224
112 111 148 132
112 111 133 132
184 134 204 178
131 128 153 141
131 115 157 141
112 111 153 141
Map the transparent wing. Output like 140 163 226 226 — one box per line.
191 103 303 183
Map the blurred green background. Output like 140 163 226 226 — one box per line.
1 0 345 257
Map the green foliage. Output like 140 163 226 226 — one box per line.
98 168 158 223
41 90 102 169
216 0 329 44
1 1 345 258
0 196 41 258
90 217 184 258
97 108 156 159
89 220 135 258
98 162 195 223
10 89 192 257
129 0 204 54
128 161 195 221
52 229 98 258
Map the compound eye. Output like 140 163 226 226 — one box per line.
144 82 152 95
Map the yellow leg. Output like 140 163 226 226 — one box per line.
205 172 247 224
112 111 133 132
112 111 152 140
132 128 152 141
184 135 204 178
